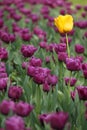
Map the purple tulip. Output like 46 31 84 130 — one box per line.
68 29 75 36
45 56 50 63
0 19 4 28
3 0 13 5
75 4 82 10
43 14 49 19
22 62 28 69
75 44 85 54
33 67 51 84
29 57 42 67
81 63 87 79
48 43 57 52
60 9 66 15
27 65 36 77
15 101 33 117
5 116 25 130
43 82 50 92
0 32 10 43
9 34 16 43
81 12 87 18
47 74 58 86
33 26 46 40
39 113 48 126
0 9 4 18
84 5 87 11
21 33 32 41
0 62 6 72
33 72 46 84
60 37 72 44
76 21 87 29
39 112 68 130
0 47 8 60
76 56 84 63
58 52 68 62
39 41 47 49
64 77 77 86
55 43 67 54
77 86 87 100
0 78 8 91
11 13 22 21
12 23 20 33
21 28 30 34
40 6 49 15
8 86 23 100
71 90 76 101
31 13 39 23
21 44 37 58
83 70 87 79
19 8 31 15
0 100 15 115
81 63 87 70
66 57 81 71
0 73 7 78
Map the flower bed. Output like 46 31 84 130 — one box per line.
0 0 87 130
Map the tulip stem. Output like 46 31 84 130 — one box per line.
36 85 41 114
66 33 70 58
58 61 63 91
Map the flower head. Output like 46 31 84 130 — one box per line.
54 14 73 33
5 116 25 130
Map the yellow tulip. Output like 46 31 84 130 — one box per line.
54 14 73 33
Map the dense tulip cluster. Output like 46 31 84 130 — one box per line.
0 0 87 129
27 65 58 87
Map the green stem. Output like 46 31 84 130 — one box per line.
68 71 72 88
84 79 87 86
36 85 41 114
58 61 63 91
66 33 70 58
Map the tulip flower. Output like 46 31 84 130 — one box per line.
15 101 34 117
5 116 25 130
54 14 73 34
54 14 73 57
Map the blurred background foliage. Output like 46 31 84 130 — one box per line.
70 0 87 5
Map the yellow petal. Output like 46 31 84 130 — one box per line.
54 14 73 33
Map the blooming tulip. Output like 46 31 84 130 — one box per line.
39 112 68 130
77 86 87 100
75 44 85 54
8 86 23 100
66 57 81 71
54 14 73 33
15 101 33 117
0 100 15 115
5 116 25 130
21 44 37 58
